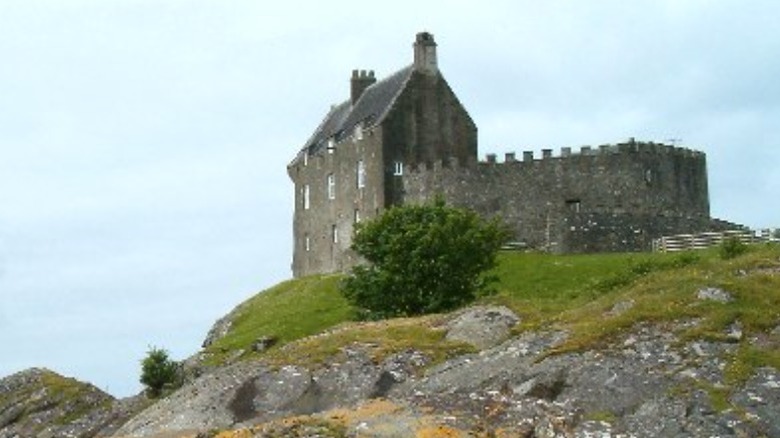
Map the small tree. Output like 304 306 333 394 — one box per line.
342 198 509 319
719 236 749 260
140 346 179 398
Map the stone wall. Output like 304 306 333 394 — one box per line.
382 70 477 206
288 125 386 277
402 141 711 252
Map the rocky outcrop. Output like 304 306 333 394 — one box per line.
111 316 780 437
0 368 145 438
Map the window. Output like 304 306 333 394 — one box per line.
393 161 404 176
327 174 335 200
566 199 581 213
303 152 308 167
303 185 310 210
331 224 339 243
356 160 366 188
304 234 310 252
354 124 363 141
327 138 335 154
354 209 361 224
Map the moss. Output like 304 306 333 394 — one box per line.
725 345 780 386
265 316 474 369
584 410 618 424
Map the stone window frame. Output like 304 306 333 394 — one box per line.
354 209 361 224
566 199 581 213
393 161 404 176
356 160 366 189
327 137 336 154
303 184 310 210
331 224 339 243
327 174 336 200
304 234 311 252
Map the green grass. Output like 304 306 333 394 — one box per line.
204 275 354 364
203 244 780 380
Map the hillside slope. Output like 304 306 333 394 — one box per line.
3 246 779 437
115 245 780 437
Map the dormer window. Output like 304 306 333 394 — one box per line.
393 161 404 176
327 137 335 154
303 152 308 167
354 124 363 141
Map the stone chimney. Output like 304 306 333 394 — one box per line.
350 69 376 105
413 31 437 74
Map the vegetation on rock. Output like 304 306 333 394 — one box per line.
140 347 180 398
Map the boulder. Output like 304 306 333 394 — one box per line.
696 287 734 303
445 305 520 349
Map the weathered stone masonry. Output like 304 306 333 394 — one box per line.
287 32 724 277
402 141 711 253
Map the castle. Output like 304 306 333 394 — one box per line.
287 32 722 278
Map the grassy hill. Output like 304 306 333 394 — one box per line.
203 244 780 381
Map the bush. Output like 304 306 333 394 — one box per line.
341 199 510 319
720 237 749 260
140 346 179 398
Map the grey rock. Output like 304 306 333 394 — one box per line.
0 368 141 438
697 287 734 303
113 347 431 437
202 314 234 348
445 305 520 349
726 321 743 341
730 367 780 437
251 336 278 352
104 320 780 437
607 299 635 316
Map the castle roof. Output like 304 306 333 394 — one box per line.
303 65 414 155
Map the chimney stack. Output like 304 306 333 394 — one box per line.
350 69 376 105
413 31 438 74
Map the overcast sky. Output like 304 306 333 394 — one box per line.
1 1 778 397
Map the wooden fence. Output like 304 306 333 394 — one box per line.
653 229 779 252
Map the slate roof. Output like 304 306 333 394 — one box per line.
303 65 414 154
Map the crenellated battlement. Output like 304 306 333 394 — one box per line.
405 139 705 176
478 139 704 165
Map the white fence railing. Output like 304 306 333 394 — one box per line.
653 229 779 252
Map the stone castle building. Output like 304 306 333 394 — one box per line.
287 32 721 278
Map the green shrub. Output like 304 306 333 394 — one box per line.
140 346 179 398
341 198 510 319
720 237 749 260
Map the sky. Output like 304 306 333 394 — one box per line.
1 1 778 397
